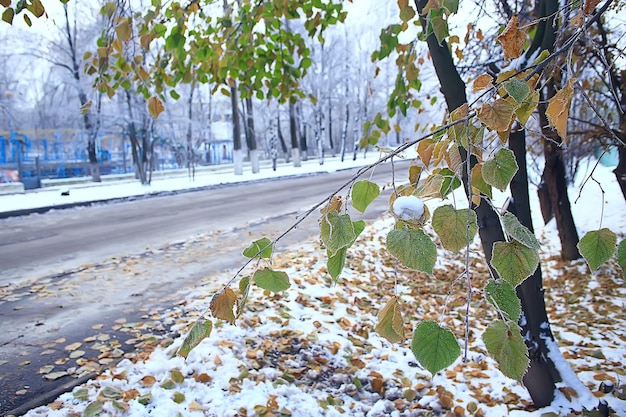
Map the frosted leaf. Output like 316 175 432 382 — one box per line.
392 196 425 221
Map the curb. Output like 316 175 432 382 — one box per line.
0 171 321 219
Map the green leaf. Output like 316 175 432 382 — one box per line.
166 33 186 50
2 8 14 24
617 239 626 279
484 279 521 322
243 237 273 259
236 276 251 317
491 241 539 287
84 401 104 417
386 228 437 276
431 205 477 253
502 212 540 250
351 180 380 213
177 319 213 359
439 168 461 198
411 321 460 375
503 78 530 105
320 212 356 256
426 8 449 45
375 296 405 343
327 220 365 282
515 90 539 126
578 228 617 272
482 320 529 381
253 267 290 293
482 148 519 191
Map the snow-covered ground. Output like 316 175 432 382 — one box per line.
10 155 626 417
0 155 381 214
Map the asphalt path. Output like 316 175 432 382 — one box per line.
0 161 407 284
0 159 410 415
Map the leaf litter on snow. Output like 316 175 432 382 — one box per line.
22 165 626 417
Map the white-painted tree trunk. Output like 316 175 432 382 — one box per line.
249 149 260 173
291 148 301 168
233 149 244 175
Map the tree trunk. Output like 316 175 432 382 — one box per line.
276 116 289 163
296 103 308 160
288 102 301 167
615 139 626 203
414 0 561 406
231 84 243 175
509 127 560 407
328 95 335 156
244 97 259 173
340 103 349 162
538 85 581 260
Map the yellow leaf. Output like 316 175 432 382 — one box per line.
209 288 237 324
497 15 525 59
477 98 517 132
374 296 405 343
115 18 132 42
417 139 435 167
473 73 493 92
444 145 462 172
147 96 165 119
545 78 576 140
515 90 539 126
584 0 601 14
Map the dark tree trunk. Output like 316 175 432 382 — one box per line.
615 138 626 203
244 97 257 151
276 116 289 162
288 102 301 167
509 128 560 407
231 86 242 151
538 85 581 260
340 103 349 162
415 0 560 406
328 95 335 155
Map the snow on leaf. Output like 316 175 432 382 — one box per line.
392 195 425 221
243 237 273 259
497 15 525 59
617 239 626 279
484 279 521 322
491 241 539 287
386 228 437 276
482 320 529 381
432 205 477 253
375 296 405 343
546 78 576 140
320 212 356 257
177 319 213 359
351 180 380 213
473 73 493 92
578 228 617 272
147 96 165 119
411 320 460 375
253 267 290 293
210 288 238 324
502 212 540 250
482 148 519 191
503 78 530 105
477 98 517 132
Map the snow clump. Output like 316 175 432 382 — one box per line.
392 195 425 221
